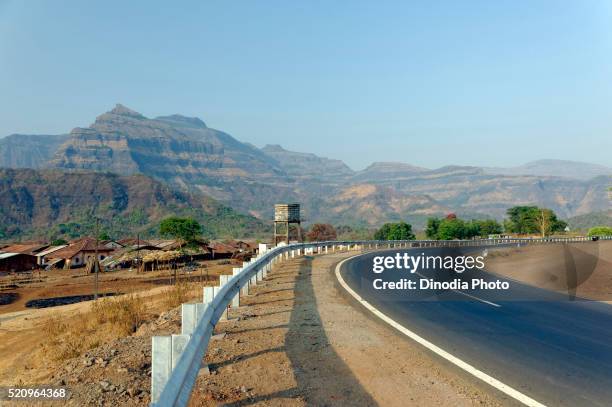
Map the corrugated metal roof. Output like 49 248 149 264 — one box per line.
0 252 20 259
35 245 68 257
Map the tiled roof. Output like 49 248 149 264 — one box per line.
47 238 113 260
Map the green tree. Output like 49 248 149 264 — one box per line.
436 218 467 240
374 222 416 240
98 231 111 241
472 219 503 237
506 206 566 236
588 226 612 237
425 218 441 239
160 217 202 248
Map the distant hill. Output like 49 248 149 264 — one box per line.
261 144 354 182
352 162 429 182
485 159 611 180
0 168 268 241
1 104 609 229
567 211 612 231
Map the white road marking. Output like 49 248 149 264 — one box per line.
335 255 546 407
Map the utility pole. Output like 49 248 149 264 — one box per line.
136 233 140 273
94 218 99 301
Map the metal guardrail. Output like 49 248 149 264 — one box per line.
150 236 611 406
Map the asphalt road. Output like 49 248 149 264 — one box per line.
340 247 612 407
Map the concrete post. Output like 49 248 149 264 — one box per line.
151 336 172 403
181 303 208 335
203 286 215 304
219 275 230 320
257 265 264 281
171 334 190 369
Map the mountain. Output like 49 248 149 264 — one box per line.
0 134 68 168
312 184 449 227
485 159 611 180
567 210 612 231
261 144 354 182
0 168 268 240
48 104 282 182
353 162 429 182
0 104 609 230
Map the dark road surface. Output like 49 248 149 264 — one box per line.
340 247 612 407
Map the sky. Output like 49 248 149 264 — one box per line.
0 0 611 170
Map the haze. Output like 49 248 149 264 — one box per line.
0 0 611 169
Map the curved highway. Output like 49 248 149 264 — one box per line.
338 246 612 407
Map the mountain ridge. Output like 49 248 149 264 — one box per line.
1 104 609 229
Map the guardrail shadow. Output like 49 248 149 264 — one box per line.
223 255 376 406
283 256 376 406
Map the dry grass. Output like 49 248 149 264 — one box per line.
41 294 148 362
162 281 202 309
39 281 204 363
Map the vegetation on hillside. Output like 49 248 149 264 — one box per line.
567 211 612 231
0 168 270 241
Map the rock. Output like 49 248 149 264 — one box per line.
210 332 226 341
83 358 94 367
99 381 112 392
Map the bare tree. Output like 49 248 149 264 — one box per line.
534 209 552 237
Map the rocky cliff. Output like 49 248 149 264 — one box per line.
1 105 609 229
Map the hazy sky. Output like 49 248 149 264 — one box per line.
1 0 611 170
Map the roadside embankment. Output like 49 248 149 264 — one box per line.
485 241 612 301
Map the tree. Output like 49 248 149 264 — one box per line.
425 218 440 239
51 238 68 246
506 206 566 236
98 231 111 241
306 224 337 242
472 219 503 236
588 226 612 237
534 208 553 237
160 217 202 248
505 206 538 234
436 218 467 240
374 222 416 240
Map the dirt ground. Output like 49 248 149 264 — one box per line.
0 261 236 389
0 252 510 406
485 241 612 301
0 262 228 314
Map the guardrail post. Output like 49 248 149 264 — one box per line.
171 334 190 369
232 267 242 308
249 267 257 294
152 336 172 403
219 275 230 320
181 303 208 335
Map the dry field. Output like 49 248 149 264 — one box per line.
0 260 236 388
